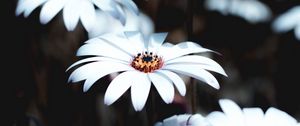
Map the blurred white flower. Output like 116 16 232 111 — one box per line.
272 6 300 40
66 31 227 111
205 0 272 24
207 99 299 126
88 9 154 38
15 0 138 31
154 114 211 126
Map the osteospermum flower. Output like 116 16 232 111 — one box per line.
154 114 211 126
205 0 271 24
206 99 300 126
272 6 300 40
15 0 138 31
66 31 227 111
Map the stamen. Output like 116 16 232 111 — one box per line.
131 52 163 73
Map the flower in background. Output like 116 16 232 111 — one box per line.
204 0 271 24
154 114 211 126
88 9 154 39
15 0 138 31
272 6 300 40
66 31 227 111
206 99 300 126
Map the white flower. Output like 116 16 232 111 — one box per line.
66 31 227 111
206 99 299 126
272 6 300 40
154 114 211 126
205 0 271 24
88 9 154 38
15 0 138 31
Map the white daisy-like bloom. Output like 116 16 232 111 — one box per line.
66 31 227 111
205 0 271 24
15 0 138 31
88 9 154 39
206 99 300 126
154 114 211 126
272 6 300 40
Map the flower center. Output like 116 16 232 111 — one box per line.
131 51 163 73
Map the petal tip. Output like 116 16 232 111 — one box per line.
104 97 113 106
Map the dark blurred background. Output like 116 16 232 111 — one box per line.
2 0 300 126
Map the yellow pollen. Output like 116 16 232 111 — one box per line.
131 51 163 73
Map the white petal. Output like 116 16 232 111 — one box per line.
16 0 46 17
188 114 209 126
250 1 271 22
40 0 67 24
138 13 155 37
114 4 126 25
273 14 297 33
104 71 136 105
233 0 271 23
80 1 96 32
163 115 180 126
92 0 115 11
122 9 139 31
206 111 230 126
62 1 80 31
123 16 139 33
162 42 174 47
204 0 229 15
160 42 214 61
131 72 151 111
87 10 115 38
149 72 174 104
175 41 207 50
88 13 121 37
148 33 168 51
121 0 139 14
219 99 244 126
93 0 124 23
66 57 127 71
68 61 134 92
156 70 186 96
165 55 227 76
264 107 297 126
124 31 146 51
243 108 264 126
163 64 220 89
272 7 300 33
154 122 163 126
177 114 192 125
294 24 300 40
15 0 25 16
99 33 140 55
77 38 132 62
25 0 46 17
